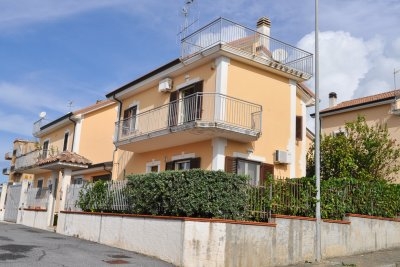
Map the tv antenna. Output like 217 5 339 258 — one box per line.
178 0 199 40
67 100 74 112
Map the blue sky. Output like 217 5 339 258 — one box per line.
1 0 400 183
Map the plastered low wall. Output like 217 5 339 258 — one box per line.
18 209 49 230
57 212 400 267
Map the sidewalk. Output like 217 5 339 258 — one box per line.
289 248 400 267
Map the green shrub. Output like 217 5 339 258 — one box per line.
125 169 248 220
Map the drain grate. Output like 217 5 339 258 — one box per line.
103 259 130 264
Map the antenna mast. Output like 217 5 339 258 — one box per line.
178 0 199 40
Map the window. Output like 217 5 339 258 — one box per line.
146 161 160 173
122 106 137 136
296 116 303 141
150 165 159 172
63 132 69 151
37 179 43 189
168 81 203 126
225 156 274 186
42 140 49 158
165 157 201 170
92 174 111 182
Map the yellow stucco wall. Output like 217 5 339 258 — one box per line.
123 140 212 175
78 104 117 164
40 125 75 154
120 62 216 119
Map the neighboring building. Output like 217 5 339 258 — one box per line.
107 17 314 183
318 90 400 183
3 139 35 184
11 99 117 223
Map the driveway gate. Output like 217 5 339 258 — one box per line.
4 184 22 222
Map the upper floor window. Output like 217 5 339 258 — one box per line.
296 116 303 141
169 81 203 127
63 132 69 151
42 140 49 158
122 106 137 136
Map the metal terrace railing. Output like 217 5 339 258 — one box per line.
24 187 49 210
14 147 60 171
181 17 313 78
115 92 262 142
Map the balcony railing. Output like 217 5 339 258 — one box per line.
115 93 262 144
181 17 313 78
15 148 60 171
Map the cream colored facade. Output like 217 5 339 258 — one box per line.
319 91 400 183
9 100 117 222
108 17 314 182
3 139 35 184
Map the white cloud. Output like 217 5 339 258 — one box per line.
298 31 374 108
0 82 68 114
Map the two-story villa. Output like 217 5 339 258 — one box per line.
12 99 117 222
107 17 314 184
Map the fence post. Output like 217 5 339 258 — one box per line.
59 169 72 213
17 180 30 224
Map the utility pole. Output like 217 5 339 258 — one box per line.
315 0 322 262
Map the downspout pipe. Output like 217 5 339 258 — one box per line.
68 114 77 152
111 94 123 179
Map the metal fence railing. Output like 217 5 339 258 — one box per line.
63 177 400 221
65 184 84 211
24 187 49 210
64 180 129 212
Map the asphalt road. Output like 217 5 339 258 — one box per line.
0 222 175 267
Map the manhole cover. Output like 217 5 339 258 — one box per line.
103 259 130 264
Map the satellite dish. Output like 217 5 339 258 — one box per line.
39 111 47 119
272 49 288 62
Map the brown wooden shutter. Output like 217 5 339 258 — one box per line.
260 163 274 186
165 161 174 170
225 156 237 173
296 116 303 141
190 157 201 169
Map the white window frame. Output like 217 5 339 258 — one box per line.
146 160 160 173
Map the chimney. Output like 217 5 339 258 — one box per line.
329 92 337 107
257 17 271 36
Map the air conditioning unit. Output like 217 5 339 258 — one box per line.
158 78 173 92
274 150 291 164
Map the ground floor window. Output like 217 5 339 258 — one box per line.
165 157 201 171
92 174 111 182
225 156 274 186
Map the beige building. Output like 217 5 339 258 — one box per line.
3 139 35 184
108 17 315 183
319 90 400 182
10 99 117 222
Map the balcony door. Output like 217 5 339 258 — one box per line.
122 106 137 136
168 81 203 127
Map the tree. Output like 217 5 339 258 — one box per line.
307 116 400 182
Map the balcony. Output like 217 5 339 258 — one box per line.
114 93 262 153
2 168 10 175
14 148 60 174
5 152 12 160
181 18 313 80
